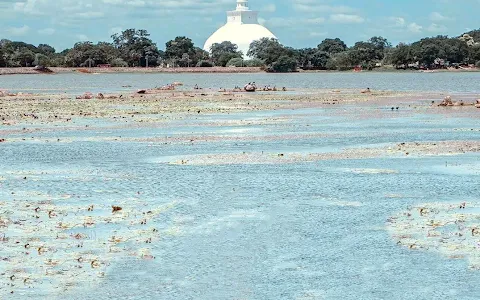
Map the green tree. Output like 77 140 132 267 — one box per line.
111 29 161 67
270 55 297 72
317 38 347 55
311 50 330 69
165 36 195 66
190 47 209 66
248 38 294 66
37 44 56 55
1 41 38 67
33 53 51 66
351 41 381 64
418 44 441 66
390 43 414 67
293 48 316 69
49 55 65 67
217 52 242 67
411 36 469 67
368 36 391 51
244 58 265 67
14 48 36 67
210 41 242 66
95 42 120 65
0 49 6 67
180 53 192 67
64 42 95 67
325 52 355 70
469 45 480 63
110 58 128 67
226 57 244 67
196 60 213 67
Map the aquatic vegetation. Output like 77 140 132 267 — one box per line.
387 202 480 270
0 192 178 296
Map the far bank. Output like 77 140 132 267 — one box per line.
2 66 480 76
0 67 264 76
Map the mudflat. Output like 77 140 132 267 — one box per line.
1 86 480 299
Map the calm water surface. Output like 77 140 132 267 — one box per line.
1 74 480 299
2 72 480 94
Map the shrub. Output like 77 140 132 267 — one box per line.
110 58 128 67
81 58 96 68
325 58 338 70
270 55 297 72
476 60 480 68
244 58 265 67
218 53 241 67
196 60 213 67
49 57 65 67
226 57 244 67
33 53 50 67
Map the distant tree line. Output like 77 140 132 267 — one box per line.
1 28 480 72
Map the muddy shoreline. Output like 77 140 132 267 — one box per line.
0 67 264 75
2 66 480 76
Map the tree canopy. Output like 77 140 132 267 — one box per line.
317 38 347 54
210 41 243 67
1 27 480 71
111 29 162 67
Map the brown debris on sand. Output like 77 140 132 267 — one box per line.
437 95 477 107
438 96 454 106
76 92 94 99
0 190 179 295
76 68 92 74
33 66 54 74
387 202 480 270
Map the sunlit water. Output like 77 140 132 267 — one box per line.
2 72 480 94
1 74 480 299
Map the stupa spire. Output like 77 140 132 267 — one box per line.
236 0 249 11
203 0 277 57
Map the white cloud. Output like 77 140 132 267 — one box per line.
13 0 42 15
5 25 30 36
407 23 422 33
388 17 405 27
329 14 364 24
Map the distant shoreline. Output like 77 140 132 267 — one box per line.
0 67 265 75
1 66 479 76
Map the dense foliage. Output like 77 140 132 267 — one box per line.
210 41 243 67
1 28 480 72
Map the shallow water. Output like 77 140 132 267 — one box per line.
2 72 480 94
1 100 480 299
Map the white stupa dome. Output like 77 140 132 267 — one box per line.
204 0 277 57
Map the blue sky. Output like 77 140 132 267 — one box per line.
1 0 479 52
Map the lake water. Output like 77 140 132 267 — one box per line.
1 71 480 94
1 73 480 299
